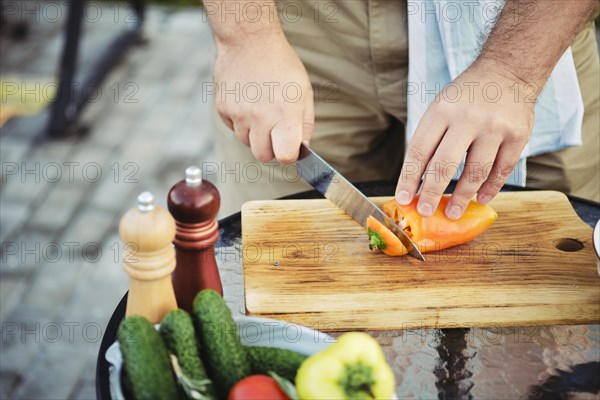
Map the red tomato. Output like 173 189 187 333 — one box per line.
228 375 290 400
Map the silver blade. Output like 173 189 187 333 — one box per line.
295 144 425 261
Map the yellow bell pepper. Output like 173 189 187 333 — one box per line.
295 332 395 399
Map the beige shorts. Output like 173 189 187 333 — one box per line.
212 2 599 216
526 20 600 202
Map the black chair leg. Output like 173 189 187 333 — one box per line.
47 0 84 137
47 0 145 137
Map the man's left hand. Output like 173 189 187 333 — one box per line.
395 60 536 219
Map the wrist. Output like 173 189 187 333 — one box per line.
215 25 284 49
470 56 547 101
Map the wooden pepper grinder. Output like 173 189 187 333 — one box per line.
119 192 178 323
168 166 223 311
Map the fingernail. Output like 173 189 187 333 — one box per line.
396 190 411 205
446 205 462 220
479 195 492 204
418 202 433 217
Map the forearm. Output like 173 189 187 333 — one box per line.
477 0 597 94
204 0 283 47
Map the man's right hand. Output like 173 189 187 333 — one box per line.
213 32 314 163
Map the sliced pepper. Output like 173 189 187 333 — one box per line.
295 332 395 400
367 194 498 256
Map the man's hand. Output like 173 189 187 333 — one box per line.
205 1 313 164
214 32 314 163
396 0 597 219
395 61 535 219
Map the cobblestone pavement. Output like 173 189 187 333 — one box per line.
1 3 217 398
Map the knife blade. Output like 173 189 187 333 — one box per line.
295 144 425 261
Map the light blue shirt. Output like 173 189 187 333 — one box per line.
406 0 584 186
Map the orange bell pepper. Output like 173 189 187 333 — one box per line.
367 195 498 256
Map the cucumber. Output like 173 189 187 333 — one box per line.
160 309 216 398
118 316 178 400
248 346 307 381
193 289 251 398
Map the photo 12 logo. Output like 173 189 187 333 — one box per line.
1 161 139 184
195 320 337 345
405 1 537 24
1 321 103 344
1 1 141 24
202 1 339 24
0 241 141 269
201 81 339 104
1 81 139 105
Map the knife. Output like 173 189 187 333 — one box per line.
295 144 425 261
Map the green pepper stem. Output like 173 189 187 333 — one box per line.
340 363 376 399
368 228 388 251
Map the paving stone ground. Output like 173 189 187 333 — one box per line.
1 3 217 398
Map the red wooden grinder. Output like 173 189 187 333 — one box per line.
168 166 223 311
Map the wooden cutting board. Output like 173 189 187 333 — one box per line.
241 191 599 330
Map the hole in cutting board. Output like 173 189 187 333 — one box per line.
554 238 584 252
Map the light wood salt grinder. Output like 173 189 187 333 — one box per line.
119 191 178 323
168 166 223 312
